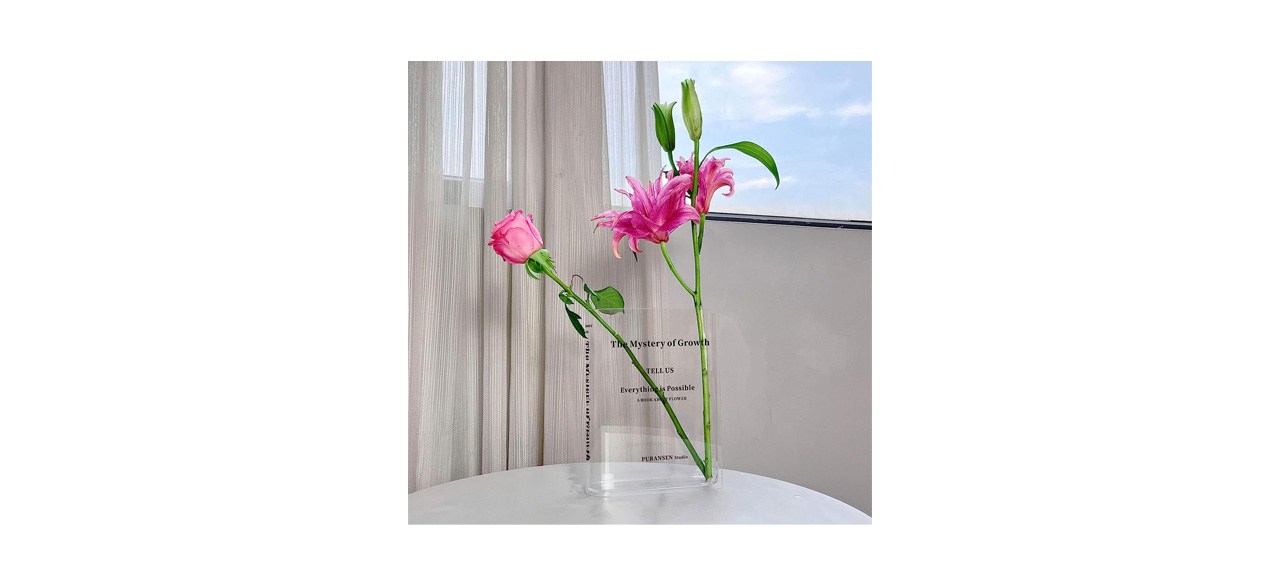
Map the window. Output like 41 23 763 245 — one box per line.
657 61 871 222
439 61 490 208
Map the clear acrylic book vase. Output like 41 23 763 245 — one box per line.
582 308 720 495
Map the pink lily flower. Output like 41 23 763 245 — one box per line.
592 173 700 258
673 155 735 215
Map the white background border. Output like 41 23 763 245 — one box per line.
3 1 1278 581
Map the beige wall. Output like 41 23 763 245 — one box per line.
664 220 872 515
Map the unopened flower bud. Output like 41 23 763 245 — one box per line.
680 79 702 141
652 101 677 153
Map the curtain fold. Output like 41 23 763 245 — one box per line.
507 61 545 472
409 61 663 493
479 61 511 475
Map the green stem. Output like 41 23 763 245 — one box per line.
691 142 699 206
690 140 713 480
543 269 707 477
669 143 712 481
693 214 711 480
697 210 705 253
660 242 694 297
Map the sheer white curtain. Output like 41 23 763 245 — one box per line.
409 61 665 492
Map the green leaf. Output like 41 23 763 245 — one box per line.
703 141 780 189
564 307 587 339
590 286 625 315
524 262 540 280
557 290 574 305
580 282 623 315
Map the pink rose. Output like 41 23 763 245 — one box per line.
488 209 544 264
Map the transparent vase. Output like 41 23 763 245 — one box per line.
582 308 719 495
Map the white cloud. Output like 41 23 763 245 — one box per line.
713 198 868 221
730 62 787 88
736 175 794 190
721 63 819 123
723 63 868 123
753 105 812 122
659 62 871 128
837 101 872 119
661 62 692 82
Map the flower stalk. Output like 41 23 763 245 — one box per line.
543 268 708 477
660 242 694 297
667 136 714 481
582 76 779 485
689 139 713 480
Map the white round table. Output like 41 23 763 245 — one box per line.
408 463 870 524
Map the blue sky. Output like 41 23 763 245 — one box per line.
657 61 871 220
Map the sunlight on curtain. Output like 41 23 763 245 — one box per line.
409 61 666 493
603 62 663 208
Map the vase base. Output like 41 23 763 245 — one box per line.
584 461 719 496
